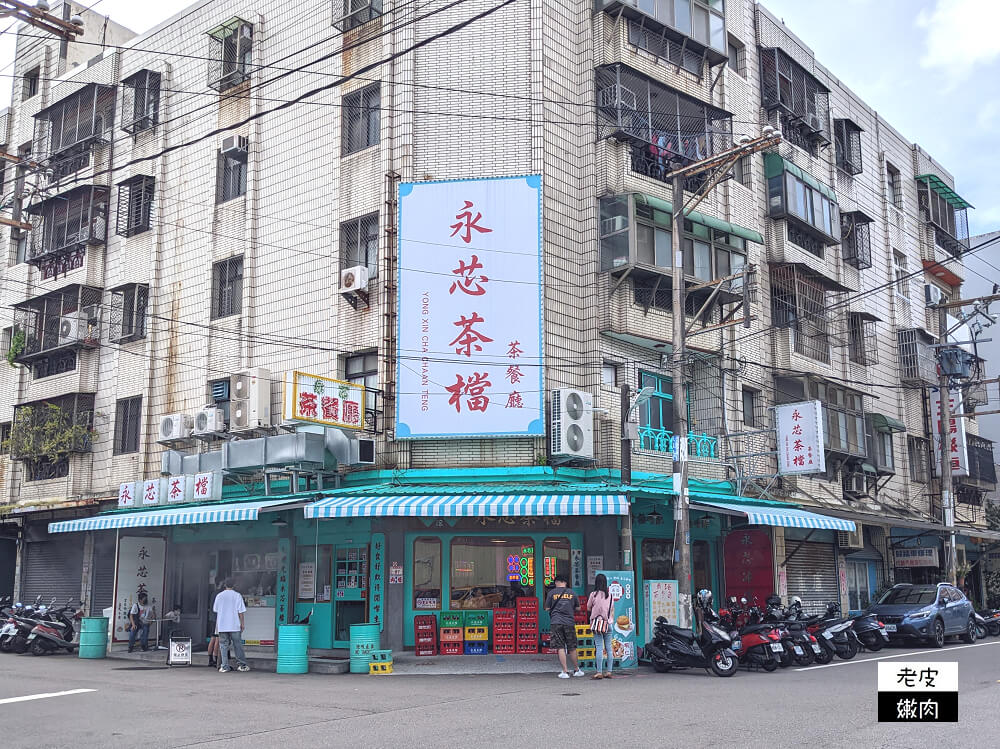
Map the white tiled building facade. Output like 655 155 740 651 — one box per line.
0 0 990 538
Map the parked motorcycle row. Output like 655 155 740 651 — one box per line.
643 590 1000 678
0 596 84 656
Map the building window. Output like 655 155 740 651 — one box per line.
211 256 243 319
892 250 908 297
848 313 878 366
886 163 902 209
733 155 752 189
770 265 831 363
116 175 155 237
342 84 380 155
637 371 674 450
26 185 109 267
22 67 39 101
727 36 745 76
908 436 930 483
642 538 674 580
841 211 873 270
742 388 758 427
833 119 863 176
814 383 865 457
628 22 703 76
412 537 441 610
602 361 619 387
113 396 142 455
1 327 10 358
345 351 378 390
12 232 27 266
0 421 11 454
766 155 840 246
340 213 379 278
121 70 161 134
216 143 248 203
109 284 149 343
449 536 534 609
207 18 253 91
333 0 383 32
759 47 829 145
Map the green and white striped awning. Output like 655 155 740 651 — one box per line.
693 499 856 531
304 494 629 519
48 499 298 533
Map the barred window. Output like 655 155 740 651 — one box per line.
908 436 930 483
114 396 142 455
834 119 863 176
121 70 161 134
727 36 745 77
886 163 902 209
733 156 751 189
110 284 149 343
342 84 380 155
207 18 253 92
22 67 39 101
333 1 383 32
216 145 247 203
340 213 379 278
848 313 878 366
116 175 155 237
211 256 243 319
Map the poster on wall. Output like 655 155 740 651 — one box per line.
776 401 825 475
597 570 637 669
644 580 680 632
396 175 545 439
586 556 604 585
930 388 969 477
297 562 315 600
113 536 166 643
370 534 386 632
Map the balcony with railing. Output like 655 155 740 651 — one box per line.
599 0 728 67
12 285 102 366
916 174 971 258
9 393 95 482
25 185 109 279
34 83 115 175
637 426 719 458
759 47 830 146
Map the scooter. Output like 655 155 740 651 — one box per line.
2 597 51 654
976 609 1000 637
761 596 816 667
719 598 782 672
28 601 82 655
804 603 860 660
644 591 739 677
850 611 889 652
972 611 989 641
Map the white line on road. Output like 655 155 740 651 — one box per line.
795 640 1000 672
0 689 96 705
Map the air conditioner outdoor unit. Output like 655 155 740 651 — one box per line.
550 388 594 461
924 284 944 305
843 472 867 497
157 413 192 442
57 305 99 346
221 135 249 160
340 265 370 294
837 524 864 550
600 216 628 235
807 114 823 133
192 406 226 435
231 367 271 431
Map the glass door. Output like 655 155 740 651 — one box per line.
333 544 369 646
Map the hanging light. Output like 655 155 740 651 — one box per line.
647 509 663 525
271 517 288 528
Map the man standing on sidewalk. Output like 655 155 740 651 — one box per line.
545 575 584 679
213 579 251 673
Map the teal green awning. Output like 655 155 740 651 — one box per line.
869 413 906 433
764 153 837 202
915 173 973 209
634 194 764 244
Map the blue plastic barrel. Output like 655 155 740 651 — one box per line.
78 617 108 659
276 624 310 674
349 623 380 674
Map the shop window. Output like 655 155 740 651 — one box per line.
541 538 571 597
693 540 711 593
641 538 674 581
297 545 332 602
412 537 441 610
846 560 871 611
450 536 534 609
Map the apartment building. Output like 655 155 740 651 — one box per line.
0 0 994 652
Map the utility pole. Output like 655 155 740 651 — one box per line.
937 302 957 587
621 383 633 571
0 1 84 40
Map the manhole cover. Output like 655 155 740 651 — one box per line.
560 692 580 697
112 666 168 671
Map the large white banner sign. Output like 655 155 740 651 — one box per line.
930 388 968 477
776 400 826 475
396 175 544 438
113 536 166 643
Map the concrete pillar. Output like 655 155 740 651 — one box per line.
80 531 95 615
384 523 404 652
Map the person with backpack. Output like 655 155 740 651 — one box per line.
587 573 615 680
126 591 154 653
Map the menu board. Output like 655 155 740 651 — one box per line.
644 580 680 635
597 570 637 669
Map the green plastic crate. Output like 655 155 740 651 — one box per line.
440 611 463 628
464 610 489 627
370 650 393 663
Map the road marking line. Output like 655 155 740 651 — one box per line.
0 689 96 705
795 641 1000 671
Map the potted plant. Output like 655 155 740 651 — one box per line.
6 329 25 367
956 561 972 590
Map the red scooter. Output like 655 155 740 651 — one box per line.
27 602 82 655
720 597 783 672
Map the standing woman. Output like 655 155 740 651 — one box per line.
587 573 615 680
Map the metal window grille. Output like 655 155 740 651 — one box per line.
12 284 101 359
121 70 161 134
207 19 253 92
216 150 247 203
886 164 902 209
770 265 830 363
33 83 116 161
627 21 704 77
848 313 878 366
113 396 142 455
733 155 752 188
907 436 930 483
841 211 873 270
11 393 95 463
917 179 969 256
345 351 381 433
758 47 830 144
115 175 155 237
31 350 77 380
786 222 824 258
342 84 380 155
833 119 863 175
966 436 997 485
340 213 379 277
22 67 39 101
26 185 109 264
109 284 149 343
333 0 384 32
211 256 243 319
896 328 937 383
727 38 745 76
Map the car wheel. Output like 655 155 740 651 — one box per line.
928 619 945 648
962 617 976 644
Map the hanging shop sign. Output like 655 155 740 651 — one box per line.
165 475 192 504
930 388 969 477
118 482 137 508
776 401 825 475
192 471 222 502
894 547 940 568
370 534 386 632
113 536 166 643
276 539 290 625
141 478 164 506
396 175 545 439
282 370 365 430
598 570 638 669
644 579 680 631
118 472 220 508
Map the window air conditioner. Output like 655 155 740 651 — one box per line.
924 284 944 305
340 265 370 294
157 413 192 442
221 135 249 161
192 406 226 435
837 524 864 550
550 388 594 461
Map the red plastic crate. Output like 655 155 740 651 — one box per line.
415 646 437 657
516 643 539 654
493 632 516 644
416 632 436 646
439 641 463 655
517 624 539 635
516 633 539 645
493 608 517 622
494 619 516 635
439 627 463 643
541 646 558 654
493 642 516 654
516 597 539 611
414 616 437 632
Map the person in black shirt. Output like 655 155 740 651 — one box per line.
544 575 583 678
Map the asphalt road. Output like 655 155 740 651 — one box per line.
1 640 997 748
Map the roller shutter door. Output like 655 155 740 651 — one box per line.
784 541 840 616
90 532 118 615
21 535 85 605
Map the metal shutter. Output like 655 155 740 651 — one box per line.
20 535 85 605
90 532 118 615
784 541 840 616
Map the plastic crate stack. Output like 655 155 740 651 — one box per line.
414 614 437 657
540 631 556 654
493 607 517 654
464 610 489 655
369 649 393 674
575 623 595 670
439 611 464 655
575 596 589 625
516 596 539 653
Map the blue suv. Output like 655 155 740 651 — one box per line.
868 583 975 648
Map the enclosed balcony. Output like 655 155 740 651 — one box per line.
25 185 109 279
34 83 115 173
597 64 733 182
12 284 102 366
840 210 874 270
916 174 971 258
897 328 937 384
765 154 840 254
770 264 835 365
600 0 728 67
759 47 830 146
9 393 94 481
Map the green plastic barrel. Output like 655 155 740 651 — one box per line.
349 623 380 674
276 624 310 674
78 617 108 660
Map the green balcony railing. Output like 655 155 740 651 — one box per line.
637 426 718 459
